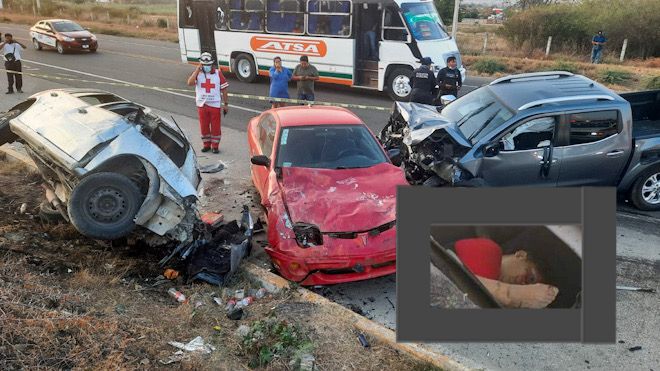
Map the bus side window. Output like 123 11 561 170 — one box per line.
267 0 304 34
307 0 351 37
383 6 408 41
228 0 264 31
181 0 195 27
216 0 229 30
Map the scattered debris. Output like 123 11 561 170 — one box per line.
618 340 626 344
236 297 254 309
213 297 223 306
199 161 227 173
616 285 656 293
255 288 268 299
227 307 245 320
357 333 370 348
213 325 222 332
201 212 224 227
168 336 216 354
628 346 642 352
19 203 27 214
167 288 187 303
235 289 246 300
164 268 179 280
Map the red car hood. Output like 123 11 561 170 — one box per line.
279 163 408 232
60 31 93 38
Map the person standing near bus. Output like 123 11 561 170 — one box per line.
292 55 320 103
187 52 229 154
269 56 292 108
409 57 436 105
436 56 462 98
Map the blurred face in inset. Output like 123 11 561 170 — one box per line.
499 250 543 285
447 58 457 69
5 34 13 43
274 57 282 69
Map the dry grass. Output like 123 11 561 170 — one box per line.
0 11 178 43
463 55 658 91
0 161 435 370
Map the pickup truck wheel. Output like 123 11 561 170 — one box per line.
630 166 660 211
32 38 42 50
68 172 144 240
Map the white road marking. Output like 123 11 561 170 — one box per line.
22 58 263 114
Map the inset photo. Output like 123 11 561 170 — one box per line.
430 225 582 310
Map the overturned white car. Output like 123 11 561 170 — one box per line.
0 89 201 244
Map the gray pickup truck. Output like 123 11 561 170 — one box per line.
379 72 660 210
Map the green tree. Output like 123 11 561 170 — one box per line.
435 0 463 25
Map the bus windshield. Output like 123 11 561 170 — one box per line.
400 2 449 41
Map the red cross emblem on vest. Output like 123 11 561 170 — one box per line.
201 78 216 93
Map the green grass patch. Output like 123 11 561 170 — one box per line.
471 58 507 75
646 75 660 89
598 69 633 85
243 317 314 369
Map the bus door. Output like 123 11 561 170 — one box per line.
179 0 218 62
353 2 381 88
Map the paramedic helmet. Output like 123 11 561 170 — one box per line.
200 52 214 66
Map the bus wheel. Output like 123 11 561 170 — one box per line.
234 54 257 83
387 67 413 101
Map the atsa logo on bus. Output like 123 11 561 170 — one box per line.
250 36 327 57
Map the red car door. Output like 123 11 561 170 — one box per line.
249 113 278 201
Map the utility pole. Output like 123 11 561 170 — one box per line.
451 0 460 39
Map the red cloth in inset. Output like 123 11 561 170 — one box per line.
454 238 502 280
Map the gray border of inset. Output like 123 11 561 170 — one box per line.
396 187 615 342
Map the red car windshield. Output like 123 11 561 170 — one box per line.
52 21 85 32
275 125 388 169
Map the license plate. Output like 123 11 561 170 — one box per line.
82 45 89 49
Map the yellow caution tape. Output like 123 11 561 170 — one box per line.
0 68 392 112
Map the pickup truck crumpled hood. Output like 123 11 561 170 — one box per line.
279 163 408 233
15 94 132 162
395 102 472 148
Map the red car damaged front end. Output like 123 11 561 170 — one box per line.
264 163 408 286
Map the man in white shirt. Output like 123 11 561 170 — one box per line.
0 33 27 94
186 52 229 154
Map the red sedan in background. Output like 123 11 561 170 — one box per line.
30 19 98 54
248 106 408 286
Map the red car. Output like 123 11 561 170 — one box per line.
248 106 408 286
30 19 98 54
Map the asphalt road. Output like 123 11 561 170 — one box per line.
1 23 658 371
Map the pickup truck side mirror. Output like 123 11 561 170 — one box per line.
482 142 500 158
251 155 271 168
387 148 403 167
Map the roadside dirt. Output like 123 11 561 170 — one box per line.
0 161 438 370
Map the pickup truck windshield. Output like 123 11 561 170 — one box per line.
401 2 449 41
442 88 515 144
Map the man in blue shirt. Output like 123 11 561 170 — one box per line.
591 30 607 64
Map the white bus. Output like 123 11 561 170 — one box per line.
177 0 466 101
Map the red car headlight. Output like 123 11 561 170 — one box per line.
293 223 323 248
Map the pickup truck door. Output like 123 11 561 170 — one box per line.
555 110 631 186
477 115 561 186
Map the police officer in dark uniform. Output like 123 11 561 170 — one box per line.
436 56 462 98
409 57 437 105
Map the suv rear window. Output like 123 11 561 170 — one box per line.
568 110 619 145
